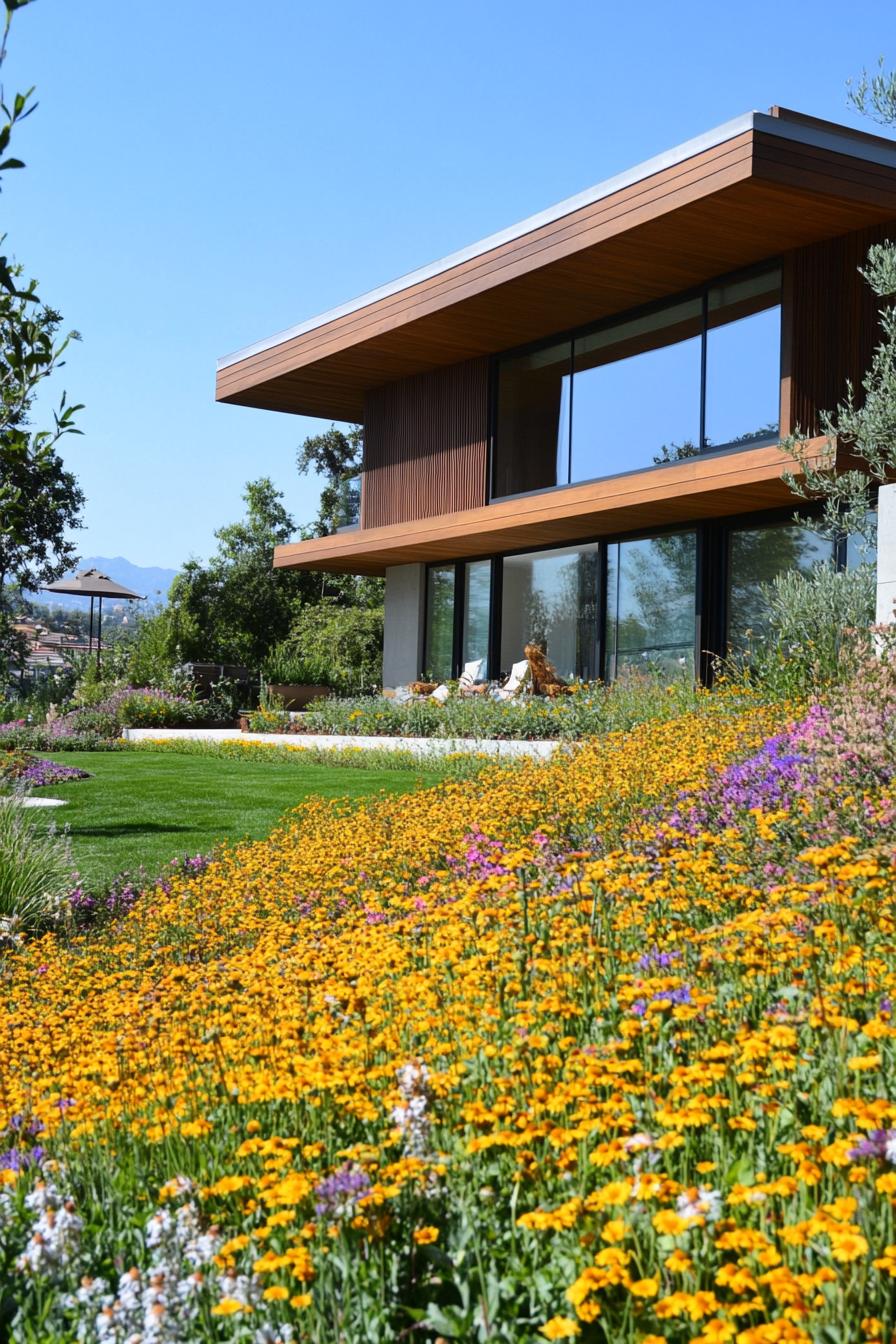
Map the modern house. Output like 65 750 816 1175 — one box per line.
217 108 896 686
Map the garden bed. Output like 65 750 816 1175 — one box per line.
122 727 560 758
246 675 701 741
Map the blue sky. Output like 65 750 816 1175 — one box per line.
4 0 893 568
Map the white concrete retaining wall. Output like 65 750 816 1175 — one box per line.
122 727 561 760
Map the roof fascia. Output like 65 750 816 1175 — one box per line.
218 110 896 376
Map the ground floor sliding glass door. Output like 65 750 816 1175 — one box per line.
500 544 601 681
604 531 697 679
421 509 867 685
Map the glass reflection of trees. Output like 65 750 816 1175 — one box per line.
727 525 834 649
424 565 455 679
606 532 697 677
500 546 600 681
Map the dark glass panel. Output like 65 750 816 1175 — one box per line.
571 298 702 480
847 510 877 569
727 523 833 649
704 269 781 450
605 531 697 679
492 340 571 498
424 564 456 680
462 560 492 676
499 543 600 681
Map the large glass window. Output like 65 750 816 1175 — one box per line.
727 523 833 650
462 560 492 676
500 543 600 681
492 266 781 499
571 298 702 480
424 564 456 680
704 270 781 450
605 531 697 679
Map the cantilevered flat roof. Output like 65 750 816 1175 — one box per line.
217 108 896 421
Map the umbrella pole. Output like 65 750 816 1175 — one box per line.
97 597 103 675
88 596 94 657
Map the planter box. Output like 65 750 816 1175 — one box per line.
266 683 331 710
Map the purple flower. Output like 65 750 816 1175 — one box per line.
849 1129 896 1164
314 1163 371 1218
0 1146 44 1171
637 946 681 972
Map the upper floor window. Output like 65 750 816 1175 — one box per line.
491 265 781 499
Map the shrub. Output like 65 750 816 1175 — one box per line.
0 798 73 948
49 686 226 739
262 641 332 687
280 673 701 740
723 560 876 697
0 750 90 789
286 601 383 695
0 728 128 753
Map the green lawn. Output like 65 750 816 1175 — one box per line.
38 751 443 888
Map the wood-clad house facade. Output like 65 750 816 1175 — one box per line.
217 108 896 686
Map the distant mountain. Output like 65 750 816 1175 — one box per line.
28 557 178 610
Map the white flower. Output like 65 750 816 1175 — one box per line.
676 1185 723 1222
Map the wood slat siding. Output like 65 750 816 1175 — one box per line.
786 221 896 436
361 358 489 527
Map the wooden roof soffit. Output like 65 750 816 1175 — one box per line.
216 109 896 422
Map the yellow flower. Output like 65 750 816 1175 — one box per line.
653 1210 689 1236
600 1219 627 1244
540 1318 580 1340
828 1227 869 1262
413 1226 439 1245
629 1277 659 1299
211 1298 247 1316
262 1285 289 1301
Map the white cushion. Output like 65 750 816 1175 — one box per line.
459 657 484 688
430 683 450 703
503 658 530 694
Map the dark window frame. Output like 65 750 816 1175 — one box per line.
422 498 857 685
488 258 784 502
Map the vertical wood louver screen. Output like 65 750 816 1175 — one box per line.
362 357 489 528
784 220 895 437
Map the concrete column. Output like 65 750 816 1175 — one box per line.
382 564 426 688
876 483 896 625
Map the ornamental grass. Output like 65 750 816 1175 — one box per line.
2 675 896 1342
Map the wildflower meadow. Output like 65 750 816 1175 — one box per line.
2 668 896 1342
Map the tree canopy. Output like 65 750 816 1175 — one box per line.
0 0 85 673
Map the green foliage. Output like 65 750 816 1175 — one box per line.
721 560 878 698
296 423 363 535
252 672 702 741
0 4 84 673
261 640 331 687
124 605 185 689
286 600 384 695
124 734 493 780
160 478 340 670
296 424 384 609
0 727 128 752
0 797 72 946
781 65 896 548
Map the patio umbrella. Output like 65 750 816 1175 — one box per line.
41 569 145 672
